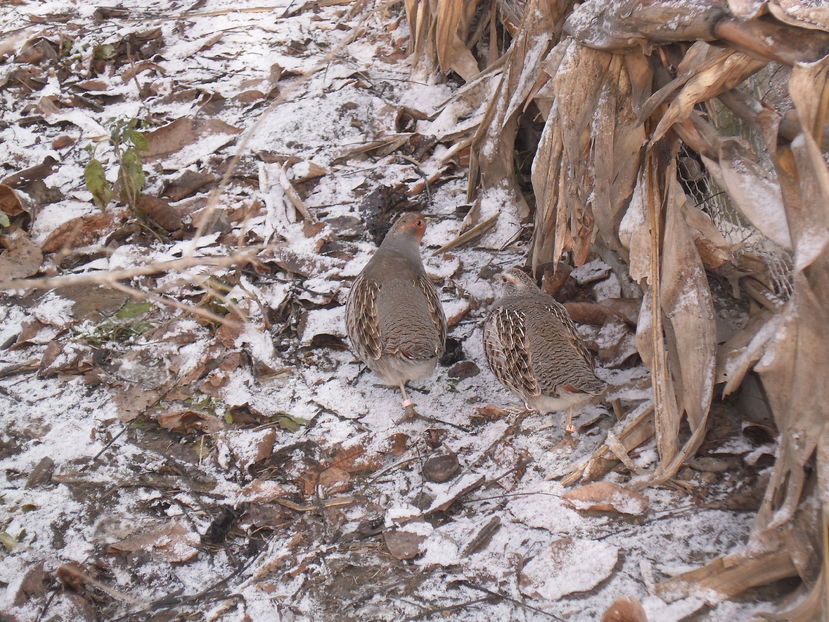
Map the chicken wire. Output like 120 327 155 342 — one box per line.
676 105 794 309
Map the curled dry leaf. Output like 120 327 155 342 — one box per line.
519 537 619 601
238 479 290 503
562 481 649 515
473 404 510 420
602 596 648 622
157 409 223 434
41 212 115 253
0 183 25 216
108 520 200 563
0 234 42 279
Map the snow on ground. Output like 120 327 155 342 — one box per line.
0 1 776 620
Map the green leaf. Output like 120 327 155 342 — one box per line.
224 412 234 425
274 413 308 433
0 532 16 552
128 129 148 151
118 147 144 205
84 158 113 209
94 43 117 60
0 212 9 228
115 301 152 320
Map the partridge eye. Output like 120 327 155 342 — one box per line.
416 219 424 226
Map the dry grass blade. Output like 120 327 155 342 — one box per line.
655 550 798 605
649 50 766 145
434 0 480 81
431 212 498 256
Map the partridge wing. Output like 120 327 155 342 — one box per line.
483 307 540 399
345 274 382 361
416 274 447 356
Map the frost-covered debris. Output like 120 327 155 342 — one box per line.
0 1 779 620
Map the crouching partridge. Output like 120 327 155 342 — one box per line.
483 267 605 433
346 212 446 409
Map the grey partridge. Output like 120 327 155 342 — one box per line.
482 267 605 432
346 212 447 408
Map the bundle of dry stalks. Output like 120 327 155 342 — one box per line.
404 0 829 617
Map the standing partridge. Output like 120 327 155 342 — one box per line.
346 212 447 408
482 267 605 433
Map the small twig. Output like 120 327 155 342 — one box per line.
403 596 495 621
108 280 239 327
274 496 355 512
456 581 564 620
81 424 129 471
34 588 59 622
0 249 265 292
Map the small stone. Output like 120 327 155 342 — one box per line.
422 453 460 483
25 457 54 488
448 360 480 380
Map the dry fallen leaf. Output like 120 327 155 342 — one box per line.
563 481 649 515
41 212 115 253
157 409 223 434
602 596 648 622
519 537 619 601
0 183 25 216
108 520 200 563
238 479 290 503
384 526 428 561
473 404 510 420
144 117 242 169
113 385 161 422
0 234 42 279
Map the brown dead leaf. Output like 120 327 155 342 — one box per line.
157 409 223 434
381 432 409 456
563 481 649 515
564 302 633 326
291 160 327 183
318 466 351 494
144 117 241 168
41 212 115 253
218 428 276 470
384 526 428 561
108 520 199 563
238 479 290 503
0 234 42 279
331 444 380 474
473 404 510 420
113 385 160 422
0 183 25 216
161 170 215 201
602 596 648 622
134 194 182 231
1 156 58 189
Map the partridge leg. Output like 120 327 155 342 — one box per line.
399 383 413 408
565 407 576 434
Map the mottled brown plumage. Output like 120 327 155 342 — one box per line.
483 267 605 431
346 212 446 407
